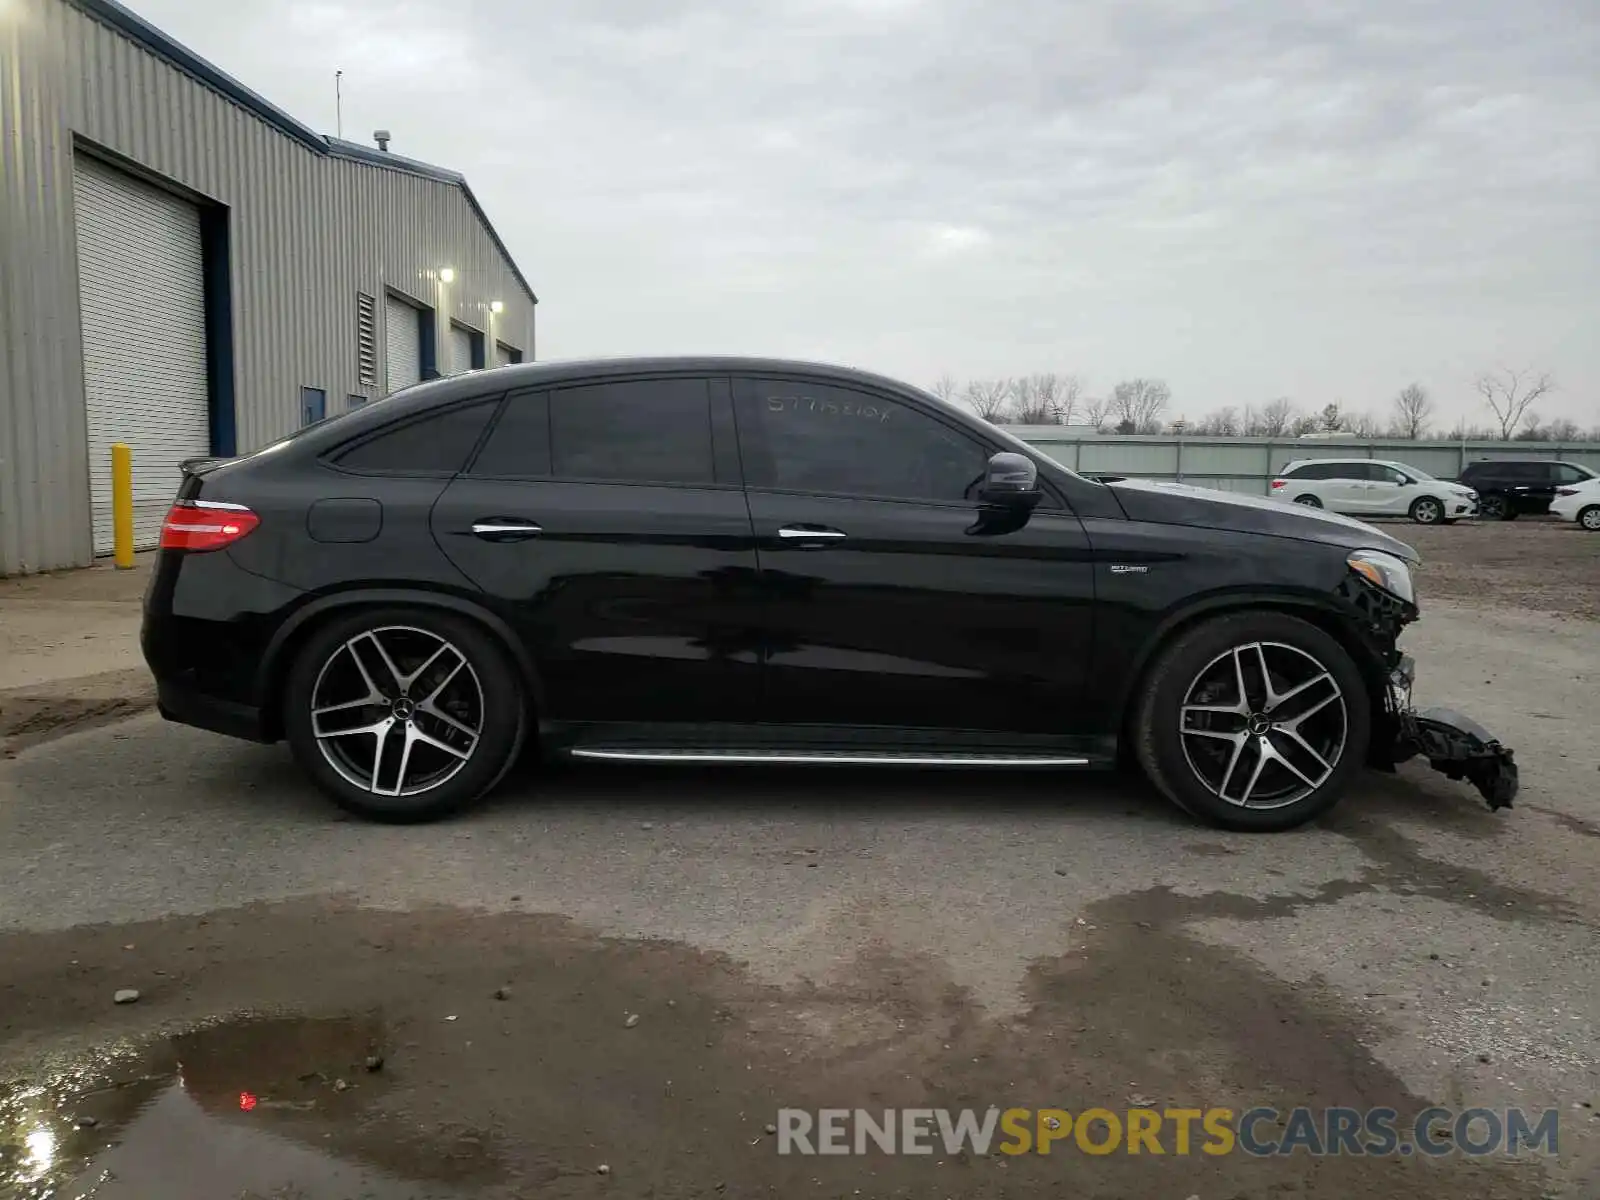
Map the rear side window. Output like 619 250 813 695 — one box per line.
470 389 551 477
1285 463 1343 480
335 399 498 474
551 378 715 485
1554 463 1595 484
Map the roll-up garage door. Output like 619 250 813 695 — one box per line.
73 155 211 555
448 324 473 375
385 295 421 394
495 343 516 367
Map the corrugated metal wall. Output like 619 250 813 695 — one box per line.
1002 430 1600 495
0 0 537 574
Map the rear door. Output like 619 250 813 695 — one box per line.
1322 464 1371 512
430 375 763 725
731 375 1096 736
1365 463 1411 514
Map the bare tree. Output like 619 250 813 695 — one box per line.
963 378 1013 422
1194 406 1240 436
1289 413 1321 437
1391 383 1433 440
1081 394 1114 431
1032 373 1085 425
1007 375 1056 424
1110 378 1171 434
1543 417 1582 442
930 373 960 406
1347 411 1381 437
1319 402 1343 432
1475 366 1554 439
1258 398 1295 437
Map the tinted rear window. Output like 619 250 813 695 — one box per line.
335 399 498 474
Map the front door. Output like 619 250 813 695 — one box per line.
431 376 762 725
732 376 1095 737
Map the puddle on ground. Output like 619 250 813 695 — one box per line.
1 1013 491 1199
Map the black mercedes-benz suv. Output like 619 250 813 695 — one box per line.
142 357 1518 831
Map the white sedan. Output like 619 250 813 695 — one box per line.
1271 458 1479 524
1550 477 1600 531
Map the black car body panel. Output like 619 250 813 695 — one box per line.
140 356 1519 820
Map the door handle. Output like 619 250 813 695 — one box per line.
778 525 847 541
471 520 543 541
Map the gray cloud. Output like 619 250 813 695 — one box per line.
135 0 1599 424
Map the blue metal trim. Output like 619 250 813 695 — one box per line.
67 0 539 307
418 308 438 380
198 205 237 456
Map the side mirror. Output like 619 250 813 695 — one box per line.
977 451 1042 510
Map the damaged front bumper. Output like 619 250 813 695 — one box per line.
1385 655 1519 811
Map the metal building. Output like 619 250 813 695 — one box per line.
0 0 539 575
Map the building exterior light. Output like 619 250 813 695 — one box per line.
490 300 504 314
438 267 455 283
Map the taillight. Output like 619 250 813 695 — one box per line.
1270 479 1286 489
159 500 260 552
1556 487 1579 496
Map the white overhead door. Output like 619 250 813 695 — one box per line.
385 295 421 394
73 155 211 555
448 324 473 375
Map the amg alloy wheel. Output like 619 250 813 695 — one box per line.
1409 497 1444 525
284 609 526 822
1177 642 1346 810
1133 611 1370 831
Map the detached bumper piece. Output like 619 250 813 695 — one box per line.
1386 657 1518 811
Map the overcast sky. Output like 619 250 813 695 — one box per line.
133 0 1598 428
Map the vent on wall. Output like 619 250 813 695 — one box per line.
356 292 377 386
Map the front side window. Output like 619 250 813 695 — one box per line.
736 381 988 504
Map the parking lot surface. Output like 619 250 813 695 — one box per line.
1 521 1596 1198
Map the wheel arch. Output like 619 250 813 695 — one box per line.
255 587 544 740
1113 591 1390 755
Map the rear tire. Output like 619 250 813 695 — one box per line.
1409 497 1444 525
283 607 528 823
1580 506 1600 532
1293 494 1322 508
1133 612 1371 832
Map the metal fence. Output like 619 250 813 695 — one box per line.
1000 430 1600 496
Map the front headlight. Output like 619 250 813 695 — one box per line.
1348 549 1415 605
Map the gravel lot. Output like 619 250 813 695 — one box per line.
1 520 1596 1199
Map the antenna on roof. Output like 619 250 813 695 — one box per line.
374 129 391 152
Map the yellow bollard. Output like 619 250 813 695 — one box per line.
111 442 134 569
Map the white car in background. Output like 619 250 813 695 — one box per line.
1271 458 1479 525
1550 477 1600 531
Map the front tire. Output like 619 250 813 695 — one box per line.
1133 612 1371 832
1479 494 1511 521
1409 497 1444 525
283 607 527 823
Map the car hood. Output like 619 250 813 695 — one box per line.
1103 478 1420 563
